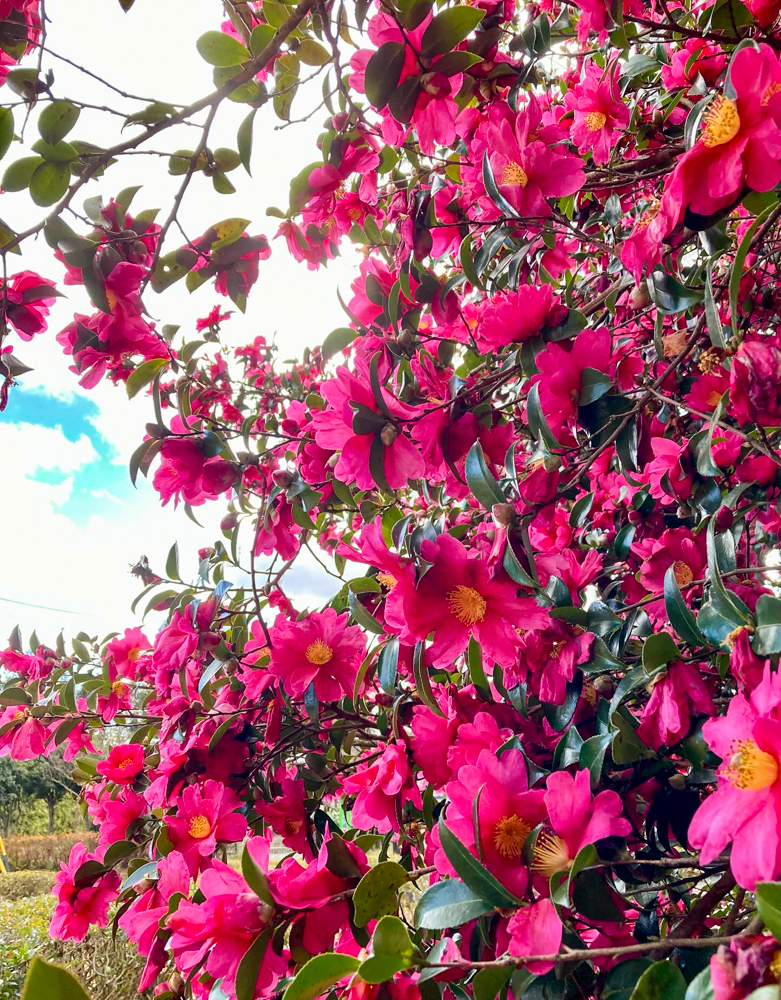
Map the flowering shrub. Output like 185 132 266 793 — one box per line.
3 0 781 999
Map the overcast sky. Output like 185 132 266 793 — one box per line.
1 0 358 647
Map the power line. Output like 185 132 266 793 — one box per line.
0 594 93 616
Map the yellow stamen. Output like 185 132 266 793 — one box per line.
583 111 607 132
725 739 778 791
446 585 487 627
763 82 781 106
673 560 694 587
117 757 136 770
493 815 531 858
376 572 397 590
111 680 129 697
500 161 528 188
305 639 333 665
702 96 740 148
188 814 212 839
532 832 572 878
726 624 753 650
127 648 140 662
769 948 781 980
285 817 303 835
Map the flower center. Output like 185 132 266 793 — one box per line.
285 817 303 835
673 560 694 587
188 814 212 839
635 199 661 232
532 832 572 877
346 204 363 222
118 757 136 770
305 639 333 665
698 347 722 374
726 624 753 650
500 161 528 188
763 81 781 106
111 680 129 696
493 815 531 857
583 111 607 132
725 739 778 791
127 647 141 662
446 585 487 627
376 572 397 589
702 96 740 148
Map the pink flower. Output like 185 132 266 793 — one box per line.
436 748 546 896
664 44 781 218
646 437 695 504
636 661 716 749
106 627 150 680
507 898 563 974
729 340 781 426
153 437 238 508
689 666 781 888
637 527 706 595
257 771 314 859
475 285 558 353
661 39 726 90
0 706 47 760
411 705 460 787
168 837 284 997
3 271 58 339
386 533 548 668
532 327 612 440
342 742 422 833
165 779 248 875
270 829 368 908
565 63 630 165
533 769 631 878
96 742 145 784
446 711 512 774
268 608 367 702
89 787 147 847
50 843 121 942
311 365 425 491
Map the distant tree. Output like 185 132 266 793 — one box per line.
0 754 77 836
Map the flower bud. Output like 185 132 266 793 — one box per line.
168 972 185 996
380 423 398 446
627 510 643 524
629 282 651 310
713 506 734 533
221 512 238 531
668 773 687 791
272 468 295 489
492 503 515 527
542 455 561 473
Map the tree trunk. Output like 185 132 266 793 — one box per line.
47 797 55 835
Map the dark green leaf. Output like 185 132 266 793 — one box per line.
21 957 90 1000
437 813 520 908
464 440 505 509
413 878 494 929
353 861 409 926
421 6 485 57
365 41 406 109
282 953 361 1000
628 961 686 1000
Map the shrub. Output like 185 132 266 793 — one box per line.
0 871 54 901
5 833 98 871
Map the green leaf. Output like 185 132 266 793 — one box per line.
250 23 276 56
39 101 80 145
482 150 518 218
126 357 169 399
413 640 444 717
29 161 70 207
358 916 418 983
348 589 384 634
753 594 781 657
579 731 612 788
579 368 614 406
647 268 704 315
756 882 781 942
237 109 256 175
473 965 513 1000
730 204 774 325
196 30 250 66
503 544 537 589
629 961 686 1000
353 861 409 927
2 155 42 192
421 5 485 57
365 41 406 109
283 953 361 1000
166 542 181 582
527 382 562 450
641 631 679 671
378 638 399 695
21 957 90 1000
437 813 521 908
664 565 708 647
464 441 505 509
704 262 726 349
236 930 271 1000
684 966 714 1000
413 877 495 929
241 842 274 907
322 327 357 361
31 138 78 162
0 108 13 162
434 50 484 75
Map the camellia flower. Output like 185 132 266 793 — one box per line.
436 748 546 896
257 769 314 859
2 271 58 339
664 43 781 218
268 608 367 702
636 527 706 595
688 665 781 888
565 62 630 165
96 742 145 784
532 327 612 441
342 741 422 833
729 339 781 427
270 829 369 908
165 778 248 875
636 661 716 749
661 39 726 90
386 533 549 668
474 284 558 353
506 898 563 973
49 842 121 942
105 626 151 680
533 769 631 878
